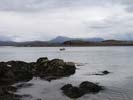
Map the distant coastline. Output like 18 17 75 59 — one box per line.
0 36 133 47
0 40 133 47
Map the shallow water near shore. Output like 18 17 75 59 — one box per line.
0 46 133 100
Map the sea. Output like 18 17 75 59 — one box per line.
0 46 133 100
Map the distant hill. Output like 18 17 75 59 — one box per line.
49 36 104 43
0 36 133 47
63 39 133 46
49 36 71 43
0 41 17 46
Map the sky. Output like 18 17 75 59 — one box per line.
0 0 133 41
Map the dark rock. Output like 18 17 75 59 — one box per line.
61 84 73 91
0 57 76 83
41 76 60 82
16 83 33 89
6 61 33 82
0 92 21 100
79 81 103 93
36 57 48 64
61 85 84 98
0 63 15 85
5 86 17 92
64 87 84 98
90 70 111 76
102 70 110 75
0 57 76 99
35 59 76 80
49 59 64 66
0 86 21 100
61 81 103 99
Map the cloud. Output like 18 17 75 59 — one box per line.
0 0 132 41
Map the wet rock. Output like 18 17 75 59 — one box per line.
61 84 84 98
0 63 15 85
0 57 77 99
36 57 48 64
7 61 33 82
49 59 65 66
79 81 103 93
61 84 73 91
61 81 103 99
0 86 21 100
102 70 110 75
16 83 33 89
5 86 17 92
0 57 76 83
35 58 76 80
0 57 77 83
90 70 111 76
0 92 21 100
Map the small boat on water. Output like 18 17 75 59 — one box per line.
60 48 66 51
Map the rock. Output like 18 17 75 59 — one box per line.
63 62 76 75
61 84 73 91
0 57 76 83
16 83 33 89
0 87 5 95
90 70 111 76
102 70 110 75
0 63 15 85
61 85 83 98
7 61 33 82
35 58 76 80
79 81 103 93
61 81 103 99
5 86 17 92
0 92 21 100
41 76 60 82
61 84 84 98
36 57 48 64
0 86 21 100
64 87 84 98
0 57 77 99
49 59 65 66
0 57 76 82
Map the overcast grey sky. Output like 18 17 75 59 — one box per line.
0 0 133 41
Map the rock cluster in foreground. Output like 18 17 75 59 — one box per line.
0 57 76 99
34 57 76 81
61 81 103 98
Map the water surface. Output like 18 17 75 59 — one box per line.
0 46 133 100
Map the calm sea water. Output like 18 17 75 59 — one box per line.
0 46 133 100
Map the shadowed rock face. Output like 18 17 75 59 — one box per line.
61 81 103 99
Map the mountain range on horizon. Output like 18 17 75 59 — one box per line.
49 36 104 43
0 36 105 43
0 36 133 46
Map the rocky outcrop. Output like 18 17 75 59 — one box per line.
35 58 76 81
61 81 103 99
0 57 76 99
0 57 76 84
0 61 33 85
0 61 33 100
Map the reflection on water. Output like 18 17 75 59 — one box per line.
0 46 133 100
